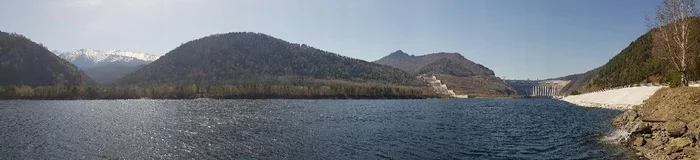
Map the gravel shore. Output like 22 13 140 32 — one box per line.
612 88 700 160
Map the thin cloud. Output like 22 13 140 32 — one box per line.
59 0 194 10
62 0 105 8
52 0 197 38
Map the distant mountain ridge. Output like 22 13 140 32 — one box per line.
118 32 419 86
55 49 160 68
559 67 600 94
374 50 494 75
374 50 515 96
374 50 494 76
55 49 160 84
0 31 90 86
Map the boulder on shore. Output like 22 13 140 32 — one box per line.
613 109 638 127
687 120 700 140
612 88 700 160
682 147 700 158
665 121 687 138
667 137 692 153
633 137 646 147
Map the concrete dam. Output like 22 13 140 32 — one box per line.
506 80 570 98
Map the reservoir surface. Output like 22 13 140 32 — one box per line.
0 99 633 159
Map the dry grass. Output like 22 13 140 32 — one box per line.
636 87 700 123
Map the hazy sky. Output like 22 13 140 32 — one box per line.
0 0 660 79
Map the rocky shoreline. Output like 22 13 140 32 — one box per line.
610 88 700 160
613 109 700 159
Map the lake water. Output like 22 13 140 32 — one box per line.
0 99 634 159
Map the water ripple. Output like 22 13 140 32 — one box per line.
0 99 635 159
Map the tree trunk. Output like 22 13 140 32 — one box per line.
681 69 689 87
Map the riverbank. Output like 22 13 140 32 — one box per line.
0 85 443 100
612 88 700 159
562 86 663 110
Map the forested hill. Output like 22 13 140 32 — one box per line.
374 50 495 76
563 18 700 94
0 31 90 86
374 50 515 96
559 67 600 95
118 32 418 86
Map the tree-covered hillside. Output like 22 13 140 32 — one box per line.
374 50 515 96
119 32 418 86
588 33 668 89
0 31 90 86
563 18 700 94
559 67 600 94
418 58 487 77
83 64 145 84
375 50 495 76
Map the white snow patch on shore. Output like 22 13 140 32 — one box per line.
562 86 664 110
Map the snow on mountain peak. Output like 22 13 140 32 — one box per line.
57 49 161 68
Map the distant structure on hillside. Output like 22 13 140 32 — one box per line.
532 80 569 97
506 80 570 98
422 75 457 97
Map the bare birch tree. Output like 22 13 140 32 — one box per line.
648 0 699 87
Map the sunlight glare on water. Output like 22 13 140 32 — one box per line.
0 99 635 159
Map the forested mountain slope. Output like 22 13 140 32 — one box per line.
374 50 515 96
119 32 419 86
0 31 90 86
563 18 700 94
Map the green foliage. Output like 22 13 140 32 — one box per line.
667 70 682 88
0 31 91 86
579 18 700 91
118 32 416 86
570 90 581 95
591 33 663 88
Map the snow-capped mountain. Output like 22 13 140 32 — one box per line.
54 49 161 84
55 49 160 68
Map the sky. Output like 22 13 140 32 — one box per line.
0 0 661 79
